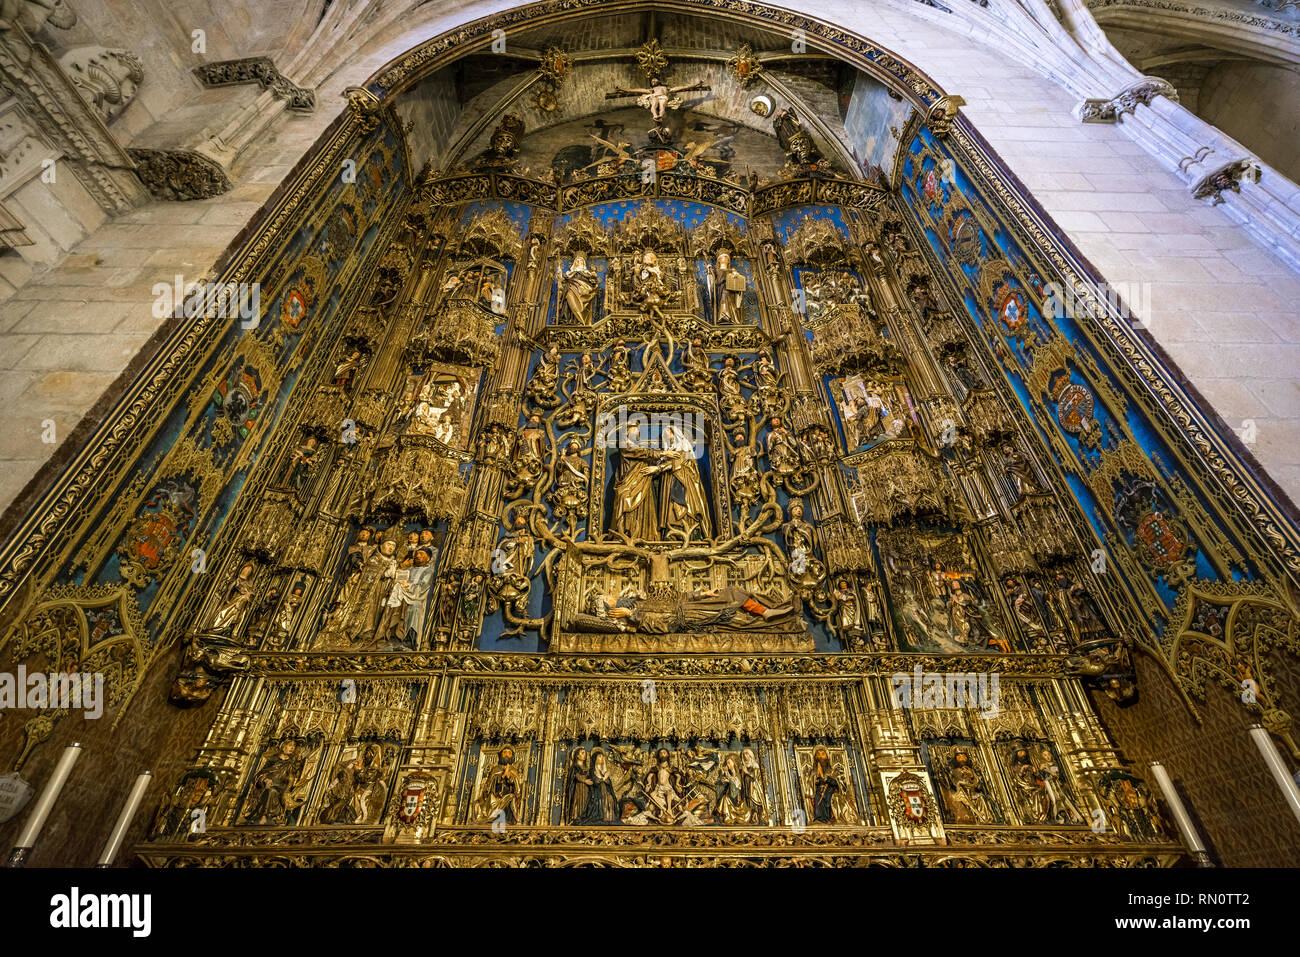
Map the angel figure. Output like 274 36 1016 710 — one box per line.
582 134 635 175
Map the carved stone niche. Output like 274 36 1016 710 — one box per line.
847 441 954 525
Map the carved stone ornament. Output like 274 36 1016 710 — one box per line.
58 46 144 124
726 44 764 88
193 56 315 112
1190 157 1263 205
926 95 966 137
128 147 232 201
1078 77 1178 123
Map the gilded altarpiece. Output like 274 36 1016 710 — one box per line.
135 136 1183 867
5 3 1299 867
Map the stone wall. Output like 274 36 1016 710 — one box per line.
1198 60 1300 183
1091 649 1300 866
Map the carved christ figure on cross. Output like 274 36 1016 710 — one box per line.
606 76 711 122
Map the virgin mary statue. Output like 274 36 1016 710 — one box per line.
659 425 711 543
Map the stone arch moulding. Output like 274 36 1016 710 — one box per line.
2 0 1300 769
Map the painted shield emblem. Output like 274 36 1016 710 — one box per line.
398 781 427 824
1135 510 1188 567
995 287 1027 335
923 168 941 203
1055 382 1094 435
902 784 927 822
128 510 180 569
282 288 307 329
949 216 979 265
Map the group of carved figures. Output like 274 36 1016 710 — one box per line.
316 525 440 650
555 248 748 326
512 343 818 539
473 743 856 828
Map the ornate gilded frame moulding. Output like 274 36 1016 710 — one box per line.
0 110 395 611
941 118 1300 581
244 651 1065 678
136 846 1182 868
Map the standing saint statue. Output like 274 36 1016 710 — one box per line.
610 421 668 541
713 249 746 323
331 532 400 644
207 561 256 637
659 424 712 543
557 251 599 324
374 546 437 649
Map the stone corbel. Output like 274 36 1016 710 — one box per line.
1077 77 1178 123
193 56 315 112
127 146 231 201
1189 156 1263 206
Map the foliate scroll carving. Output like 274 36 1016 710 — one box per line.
193 56 316 112
784 216 848 266
409 301 502 372
690 206 752 258
458 205 525 260
553 206 609 256
367 436 469 523
846 443 956 525
1078 78 1177 123
128 147 232 201
344 86 384 133
1190 157 1262 206
808 303 901 376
